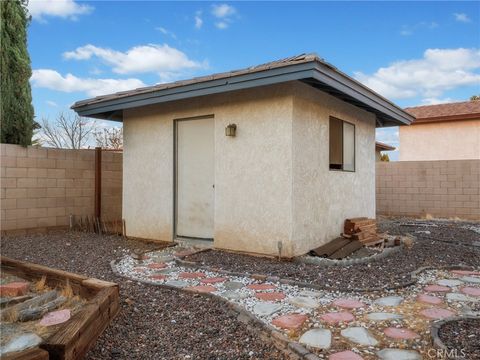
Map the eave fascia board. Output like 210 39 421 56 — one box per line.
72 63 317 117
311 63 414 126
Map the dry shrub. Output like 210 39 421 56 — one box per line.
424 213 434 220
2 307 19 323
60 280 74 298
35 275 47 292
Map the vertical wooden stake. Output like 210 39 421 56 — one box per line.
95 147 102 233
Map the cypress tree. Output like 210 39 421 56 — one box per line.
1 0 35 146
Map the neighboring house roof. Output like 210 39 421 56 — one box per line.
405 101 480 124
375 141 395 151
71 53 414 126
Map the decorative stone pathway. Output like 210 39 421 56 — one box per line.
114 247 480 359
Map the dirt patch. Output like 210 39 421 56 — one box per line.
438 318 480 359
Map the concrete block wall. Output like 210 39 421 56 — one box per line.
376 160 479 220
1 144 122 235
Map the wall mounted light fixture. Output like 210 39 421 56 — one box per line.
225 123 237 137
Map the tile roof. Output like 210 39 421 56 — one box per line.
405 101 480 123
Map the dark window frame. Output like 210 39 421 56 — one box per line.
329 116 356 172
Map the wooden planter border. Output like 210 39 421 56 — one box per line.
1 256 119 360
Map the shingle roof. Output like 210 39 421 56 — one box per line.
71 53 414 127
405 101 480 123
73 53 321 108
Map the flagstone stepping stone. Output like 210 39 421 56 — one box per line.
420 308 455 320
340 327 378 346
155 268 176 274
253 302 282 316
299 328 331 349
333 299 365 309
321 312 355 324
221 290 248 300
185 285 216 293
451 270 480 276
461 287 480 297
247 283 276 291
0 333 42 355
424 284 450 292
165 280 189 288
288 296 320 309
366 312 403 321
223 281 244 290
384 327 419 339
329 350 364 360
417 294 442 305
377 348 422 360
271 313 308 330
299 290 323 298
437 279 463 287
0 282 29 297
255 292 285 301
178 272 206 279
446 293 472 302
39 309 71 326
200 277 227 284
374 296 404 306
149 274 168 280
147 263 167 269
461 276 480 284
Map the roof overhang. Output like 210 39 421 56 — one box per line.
72 61 414 127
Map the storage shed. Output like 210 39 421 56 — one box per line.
72 54 413 257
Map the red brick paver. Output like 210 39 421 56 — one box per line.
333 299 365 309
420 308 455 320
200 277 228 284
0 282 29 297
424 285 450 293
247 283 277 291
460 287 480 297
271 313 308 331
329 350 364 360
320 312 355 324
417 294 443 305
147 263 167 269
384 327 420 339
185 285 216 293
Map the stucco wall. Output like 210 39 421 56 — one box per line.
399 119 480 161
290 82 376 255
123 83 294 255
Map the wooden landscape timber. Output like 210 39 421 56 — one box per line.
310 218 384 259
0 256 119 360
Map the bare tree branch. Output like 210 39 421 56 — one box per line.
94 127 123 149
38 112 97 149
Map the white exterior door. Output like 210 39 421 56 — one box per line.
176 117 215 239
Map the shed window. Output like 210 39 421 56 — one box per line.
329 117 355 171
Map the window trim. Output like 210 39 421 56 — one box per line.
329 116 356 173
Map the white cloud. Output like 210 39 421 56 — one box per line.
420 97 459 105
399 21 438 36
31 69 146 97
211 4 237 29
28 0 93 21
215 21 228 29
46 100 58 107
63 44 204 78
354 48 480 100
155 26 177 39
454 13 471 23
194 11 203 29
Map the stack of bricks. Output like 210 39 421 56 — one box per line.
376 160 479 220
1 144 122 235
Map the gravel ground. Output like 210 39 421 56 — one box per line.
439 318 480 359
0 232 288 360
186 218 480 291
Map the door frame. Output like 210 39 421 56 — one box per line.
173 114 215 241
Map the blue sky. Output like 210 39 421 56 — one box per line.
28 1 480 159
